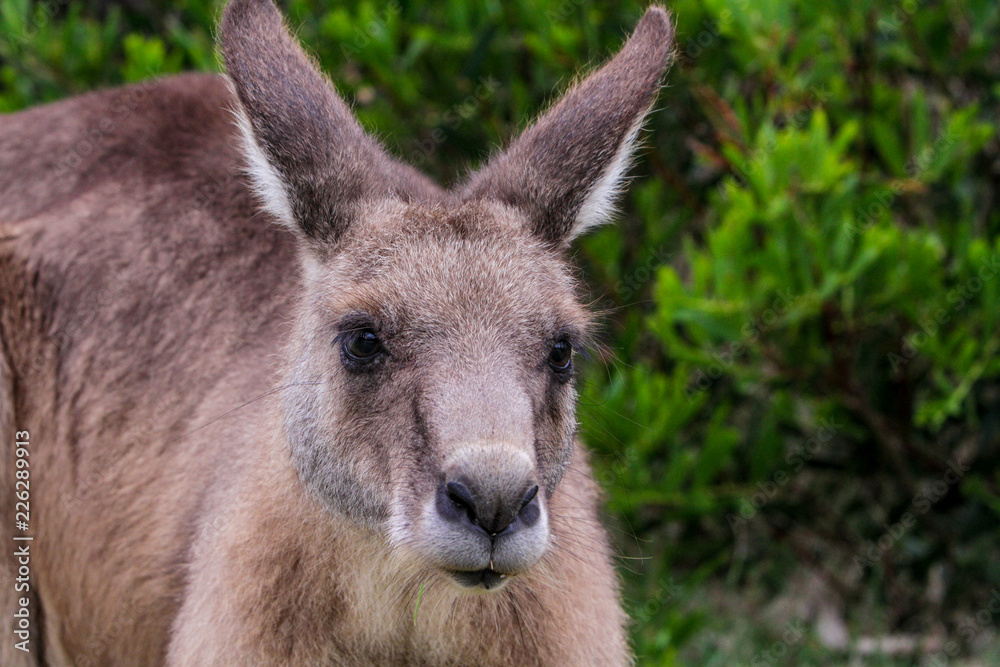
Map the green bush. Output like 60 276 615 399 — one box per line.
3 1 999 664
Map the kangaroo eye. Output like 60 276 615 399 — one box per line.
548 340 573 372
343 329 382 363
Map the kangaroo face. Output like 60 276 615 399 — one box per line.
284 202 589 586
219 0 673 590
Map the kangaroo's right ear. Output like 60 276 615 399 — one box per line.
219 0 442 248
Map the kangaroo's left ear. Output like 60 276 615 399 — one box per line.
459 7 675 247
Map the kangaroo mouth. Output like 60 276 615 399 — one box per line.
448 568 509 591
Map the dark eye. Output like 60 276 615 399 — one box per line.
548 340 573 372
342 328 382 364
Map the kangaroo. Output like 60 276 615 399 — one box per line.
0 0 674 664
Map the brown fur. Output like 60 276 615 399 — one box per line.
0 1 674 664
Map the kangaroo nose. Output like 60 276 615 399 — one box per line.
436 476 541 537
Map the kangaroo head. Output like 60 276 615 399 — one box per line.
219 0 673 590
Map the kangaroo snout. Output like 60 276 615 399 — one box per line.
436 475 541 538
422 445 549 590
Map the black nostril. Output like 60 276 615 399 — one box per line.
437 477 541 537
518 485 541 527
519 485 539 511
446 481 477 522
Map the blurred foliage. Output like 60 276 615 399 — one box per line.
3 0 1000 664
